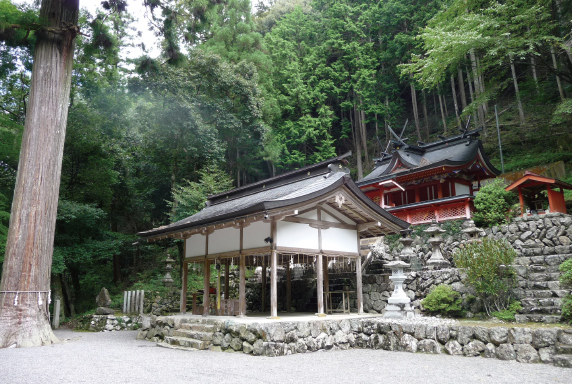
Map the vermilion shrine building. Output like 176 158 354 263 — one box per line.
357 129 500 225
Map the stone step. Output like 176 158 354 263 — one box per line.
156 341 198 352
520 298 563 307
180 323 215 333
164 336 210 350
556 343 572 355
552 355 572 368
526 281 562 290
521 290 570 298
515 314 562 323
173 328 213 341
522 305 562 314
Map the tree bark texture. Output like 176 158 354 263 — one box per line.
458 68 467 110
551 46 566 101
0 0 79 348
450 75 461 129
422 89 429 140
410 82 421 141
438 87 447 134
509 54 526 124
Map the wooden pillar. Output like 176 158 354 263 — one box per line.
216 260 221 315
438 182 444 199
239 254 246 317
324 256 329 314
380 190 385 208
261 258 267 312
518 186 525 215
316 254 325 316
224 259 230 300
203 259 210 316
270 249 278 318
356 256 363 315
465 199 471 219
415 186 420 203
180 261 188 313
286 260 292 312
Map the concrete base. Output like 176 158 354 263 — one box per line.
383 303 415 319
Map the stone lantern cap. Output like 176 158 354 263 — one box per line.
424 220 445 235
461 220 480 234
386 260 410 269
400 228 413 237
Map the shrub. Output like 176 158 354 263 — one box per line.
453 238 517 315
473 179 518 227
421 284 464 317
560 260 572 323
491 300 523 322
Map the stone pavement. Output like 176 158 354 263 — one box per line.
1 329 571 384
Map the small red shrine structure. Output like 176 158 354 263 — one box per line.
505 171 572 215
357 128 500 225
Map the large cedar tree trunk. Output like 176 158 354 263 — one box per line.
0 0 79 348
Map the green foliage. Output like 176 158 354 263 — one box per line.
168 165 234 223
422 284 464 317
453 238 517 315
559 259 572 287
491 300 522 322
473 179 518 227
561 295 572 324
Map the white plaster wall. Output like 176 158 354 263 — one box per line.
455 182 471 196
320 204 356 224
186 235 206 258
297 210 318 220
321 227 358 253
321 211 340 223
209 227 240 254
243 221 270 250
276 221 319 250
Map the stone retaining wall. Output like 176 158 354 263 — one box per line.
362 214 572 321
89 314 142 332
139 315 572 367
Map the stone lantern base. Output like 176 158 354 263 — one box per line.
383 302 415 319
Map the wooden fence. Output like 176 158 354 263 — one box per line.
123 290 144 315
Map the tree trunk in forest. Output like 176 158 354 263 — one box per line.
0 0 79 348
509 54 526 125
432 92 437 116
60 272 75 317
384 97 390 142
551 46 566 101
450 75 462 129
438 88 447 134
350 108 363 180
410 82 421 141
422 89 429 140
458 68 467 110
469 50 486 131
466 66 478 129
355 95 368 169
530 55 539 90
236 148 240 188
476 56 488 114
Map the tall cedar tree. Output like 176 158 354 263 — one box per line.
0 0 79 347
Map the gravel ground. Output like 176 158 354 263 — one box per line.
1 329 571 384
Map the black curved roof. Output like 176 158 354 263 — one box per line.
357 130 500 186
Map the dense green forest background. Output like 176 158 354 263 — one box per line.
1 0 572 315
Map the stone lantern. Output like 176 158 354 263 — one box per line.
162 254 175 287
383 260 414 319
462 220 481 243
398 228 415 262
424 220 450 269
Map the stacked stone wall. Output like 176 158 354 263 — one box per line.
362 213 572 322
139 315 572 367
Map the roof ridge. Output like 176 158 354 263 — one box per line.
207 151 351 201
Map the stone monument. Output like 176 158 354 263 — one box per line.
96 287 114 315
383 260 414 319
462 220 481 243
162 254 175 287
424 220 450 269
398 228 415 262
